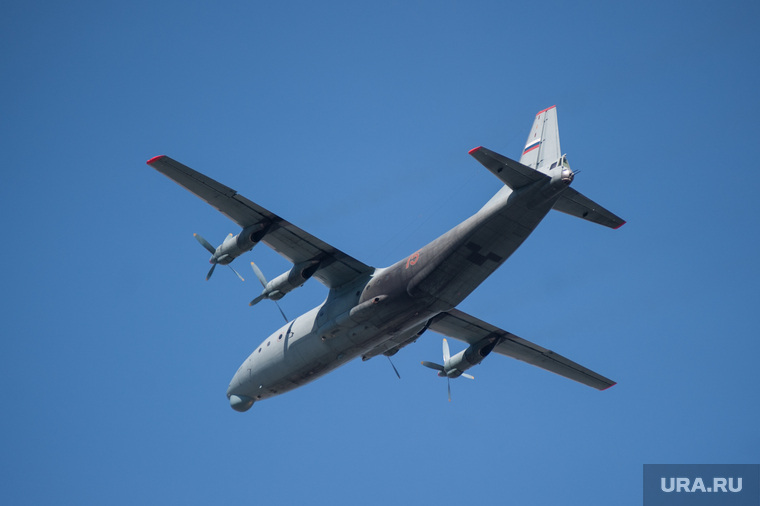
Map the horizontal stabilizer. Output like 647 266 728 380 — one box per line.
553 188 626 229
469 146 547 189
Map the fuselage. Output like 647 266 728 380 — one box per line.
227 177 565 411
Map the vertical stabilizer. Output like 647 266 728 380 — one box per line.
519 106 561 171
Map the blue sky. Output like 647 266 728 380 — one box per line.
2 1 758 504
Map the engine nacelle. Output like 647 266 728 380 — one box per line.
214 224 268 264
444 337 499 378
261 260 320 301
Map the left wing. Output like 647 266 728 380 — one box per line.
428 308 615 390
147 155 373 288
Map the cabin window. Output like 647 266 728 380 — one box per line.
278 334 283 341
267 341 271 346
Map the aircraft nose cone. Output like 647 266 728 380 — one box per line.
228 394 254 412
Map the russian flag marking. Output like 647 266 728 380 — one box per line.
523 139 541 155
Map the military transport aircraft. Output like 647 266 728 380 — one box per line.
147 106 624 411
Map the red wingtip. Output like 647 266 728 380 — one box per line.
468 146 482 155
613 221 627 230
146 155 166 165
601 382 617 391
536 105 556 116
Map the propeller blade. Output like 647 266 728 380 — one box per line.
250 261 268 288
228 265 245 282
249 293 266 306
274 301 289 323
461 373 475 380
206 263 217 281
194 233 216 254
249 261 288 321
421 361 445 372
447 377 451 402
387 356 401 379
442 338 450 362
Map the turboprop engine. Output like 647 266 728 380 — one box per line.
249 259 321 321
194 223 268 280
422 336 499 401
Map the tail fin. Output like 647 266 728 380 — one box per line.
520 106 625 229
520 106 561 171
470 106 626 230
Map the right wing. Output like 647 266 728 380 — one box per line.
428 308 615 390
147 155 373 289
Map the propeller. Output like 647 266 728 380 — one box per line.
421 338 474 401
194 233 245 281
249 261 289 323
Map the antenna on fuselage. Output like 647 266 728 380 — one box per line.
386 356 401 379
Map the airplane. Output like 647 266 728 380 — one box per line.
146 106 625 411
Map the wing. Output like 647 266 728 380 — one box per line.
147 155 373 288
428 308 615 390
